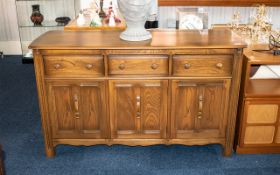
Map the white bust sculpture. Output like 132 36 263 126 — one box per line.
117 0 153 41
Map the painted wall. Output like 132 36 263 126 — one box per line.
0 0 21 54
0 0 280 54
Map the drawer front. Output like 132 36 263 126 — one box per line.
108 55 169 75
44 55 104 77
173 55 233 77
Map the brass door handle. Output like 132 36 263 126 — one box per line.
151 63 159 70
136 96 141 119
216 63 223 69
73 94 79 119
53 63 61 70
184 63 191 69
198 94 203 119
86 63 93 70
119 63 125 70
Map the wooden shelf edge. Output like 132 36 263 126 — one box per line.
236 145 280 154
245 79 280 98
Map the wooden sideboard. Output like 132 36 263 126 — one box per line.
29 29 246 157
235 46 280 154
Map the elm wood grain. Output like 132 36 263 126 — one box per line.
52 138 225 147
33 50 56 157
46 80 108 139
223 48 244 156
244 126 275 144
246 80 280 98
244 46 280 64
108 55 169 75
44 55 104 78
235 47 280 154
30 30 246 157
236 90 280 153
29 30 246 50
276 126 280 143
109 80 168 139
246 104 278 124
172 55 233 77
171 79 230 139
158 0 280 6
236 146 280 154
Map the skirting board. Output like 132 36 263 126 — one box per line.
0 41 22 55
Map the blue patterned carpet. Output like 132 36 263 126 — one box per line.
0 56 280 175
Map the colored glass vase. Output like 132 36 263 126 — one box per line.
30 4 44 26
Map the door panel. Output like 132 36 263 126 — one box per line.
198 83 227 131
47 80 107 139
173 82 198 136
110 80 168 139
48 83 77 138
171 80 230 139
79 82 107 138
141 83 164 135
116 85 138 132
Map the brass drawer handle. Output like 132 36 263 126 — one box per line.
151 63 159 70
53 63 61 70
85 63 93 70
216 63 223 69
184 63 191 69
119 63 125 70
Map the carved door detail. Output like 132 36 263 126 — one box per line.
171 79 230 139
109 80 168 139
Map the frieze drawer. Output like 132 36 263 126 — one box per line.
108 55 169 76
172 55 233 77
44 55 104 77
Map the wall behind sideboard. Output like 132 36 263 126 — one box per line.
159 6 280 29
0 0 21 54
0 0 280 55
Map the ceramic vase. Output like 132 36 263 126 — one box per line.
30 4 44 26
117 0 152 41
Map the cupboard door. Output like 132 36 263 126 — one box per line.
47 81 107 139
171 80 230 139
47 82 78 138
109 80 168 139
78 81 107 138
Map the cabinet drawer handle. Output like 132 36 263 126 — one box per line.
198 95 203 119
184 63 191 69
136 96 141 119
151 63 159 70
85 63 93 70
73 94 79 119
216 63 223 69
53 63 61 70
119 63 125 70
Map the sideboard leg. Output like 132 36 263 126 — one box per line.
45 147 56 158
223 147 233 157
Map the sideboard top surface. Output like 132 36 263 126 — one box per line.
29 29 247 50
